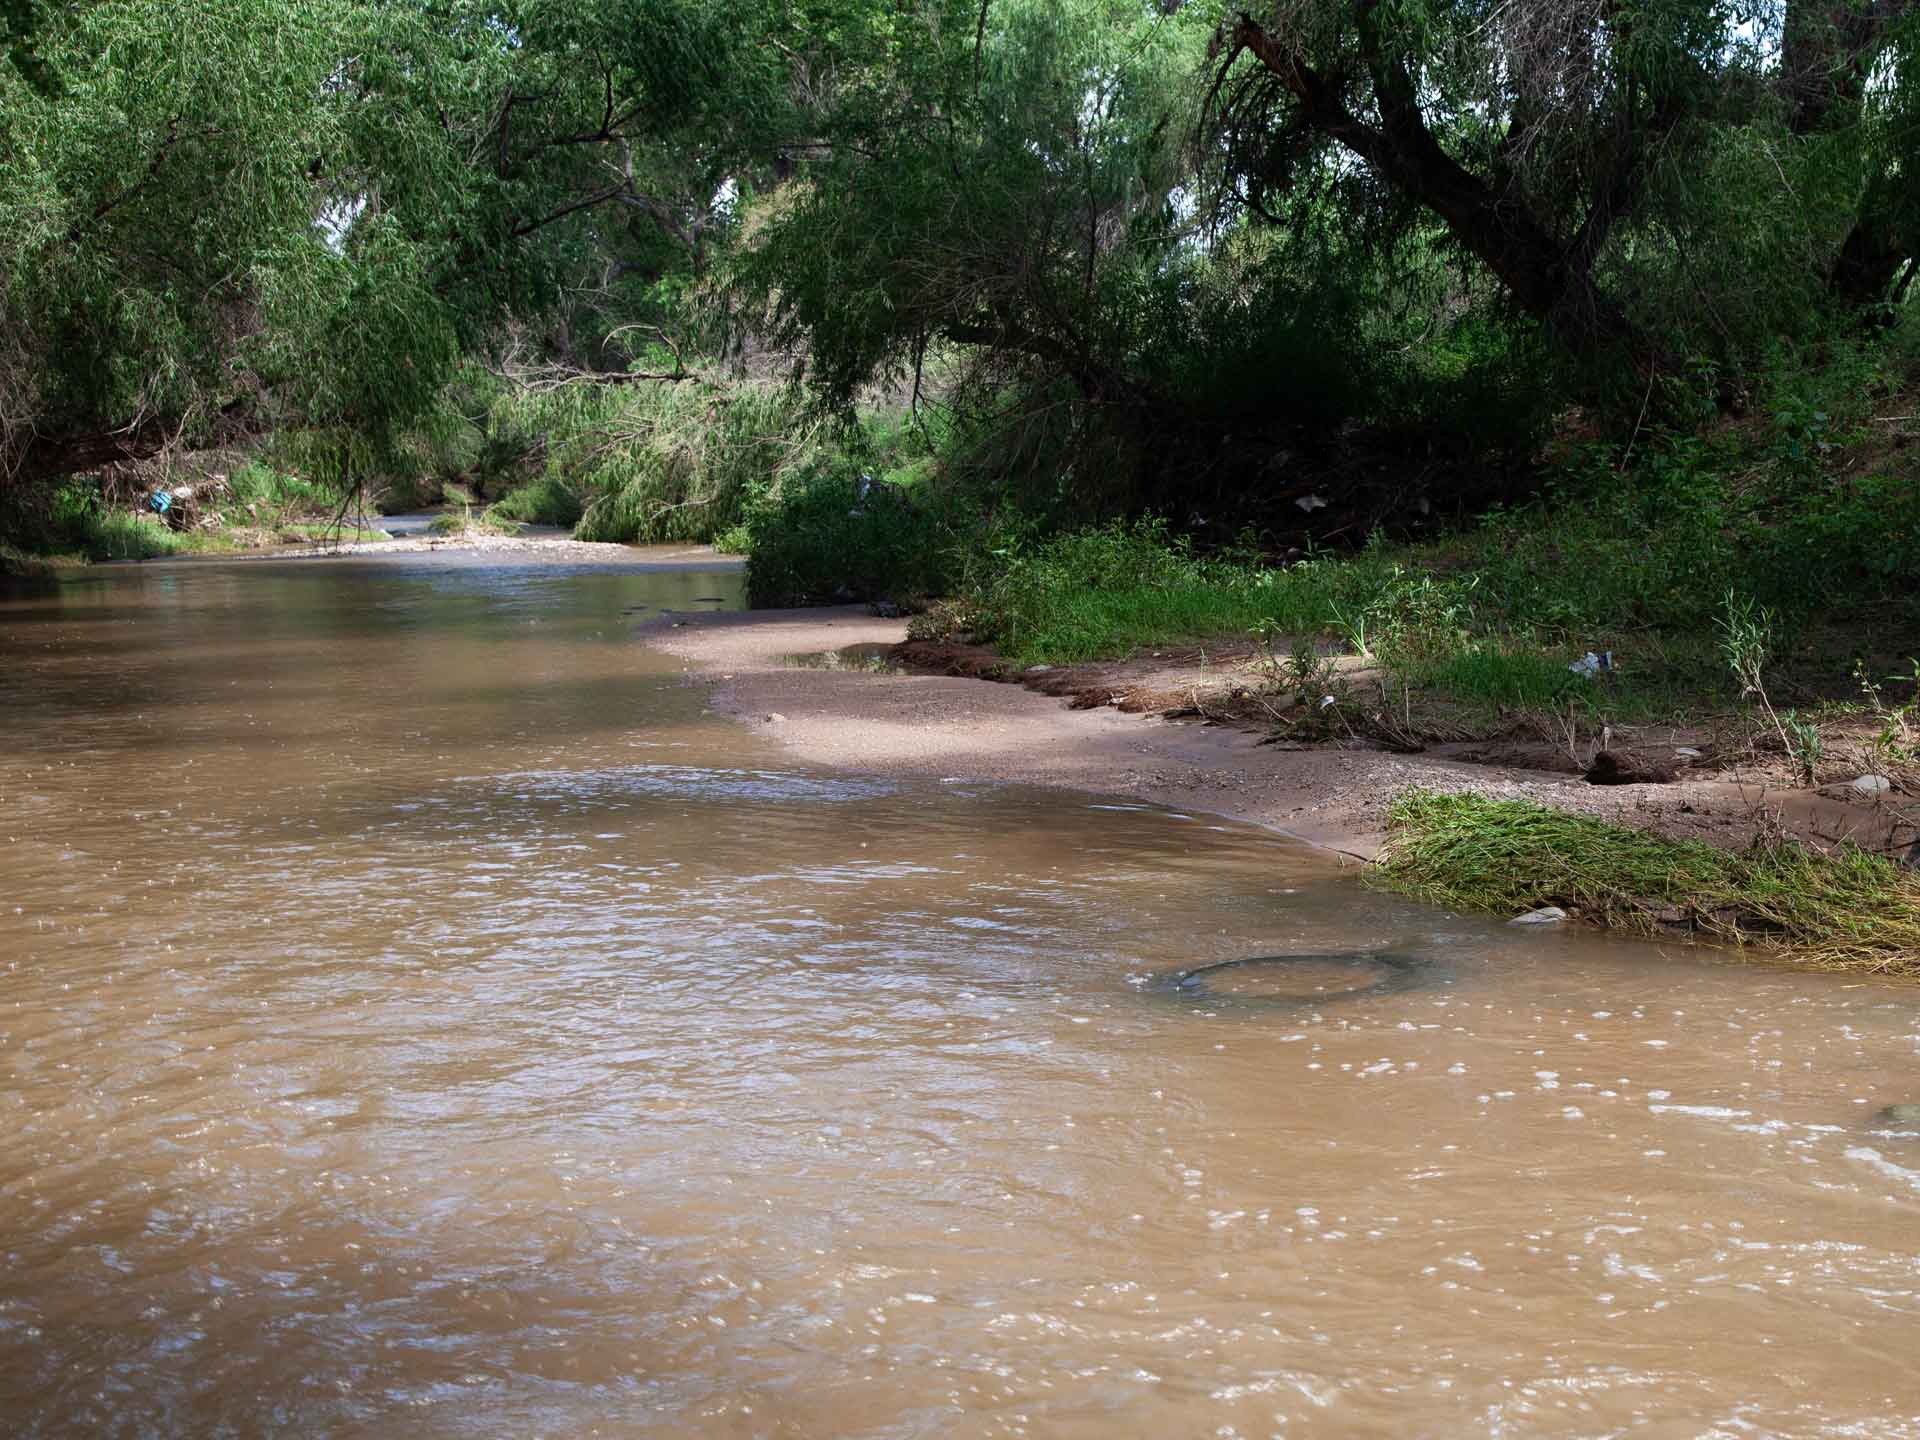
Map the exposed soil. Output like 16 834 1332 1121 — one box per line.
643 606 1920 870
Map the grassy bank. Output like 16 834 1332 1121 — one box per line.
492 343 1920 803
0 456 395 567
866 342 1920 749
1374 790 1920 973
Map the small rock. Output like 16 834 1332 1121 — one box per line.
766 712 787 723
1510 906 1568 926
1852 773 1893 795
1875 1103 1920 1126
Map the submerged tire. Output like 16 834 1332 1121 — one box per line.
1158 950 1432 1007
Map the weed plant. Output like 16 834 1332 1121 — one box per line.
927 342 1920 727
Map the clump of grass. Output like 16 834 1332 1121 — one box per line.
1374 789 1920 973
224 459 331 525
267 522 389 544
83 511 197 560
486 379 836 545
955 519 1403 666
427 502 520 538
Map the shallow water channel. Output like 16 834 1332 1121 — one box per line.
3 552 1919 1438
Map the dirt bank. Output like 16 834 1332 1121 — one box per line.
641 606 1917 865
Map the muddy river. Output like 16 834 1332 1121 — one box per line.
3 551 1918 1437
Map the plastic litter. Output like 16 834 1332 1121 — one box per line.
1568 650 1614 678
149 490 172 515
1510 906 1569 925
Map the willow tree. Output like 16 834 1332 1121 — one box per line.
0 0 798 496
742 0 1524 518
2 0 55 92
0 2 440 489
745 3 1215 423
1205 0 1919 372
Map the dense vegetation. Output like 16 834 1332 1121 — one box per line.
3 2 1914 650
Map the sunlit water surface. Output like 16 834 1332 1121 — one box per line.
3 553 1919 1438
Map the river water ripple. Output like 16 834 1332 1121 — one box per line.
2 553 1918 1437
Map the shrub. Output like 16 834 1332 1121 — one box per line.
488 476 584 529
482 379 834 545
740 468 956 607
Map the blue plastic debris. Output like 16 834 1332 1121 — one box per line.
149 490 172 514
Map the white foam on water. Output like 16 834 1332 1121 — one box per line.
1846 1146 1920 1192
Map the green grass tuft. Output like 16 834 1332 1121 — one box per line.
1402 645 1592 708
84 512 198 560
427 505 520 537
0 541 65 577
1374 789 1920 973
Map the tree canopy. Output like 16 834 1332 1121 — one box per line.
1206 0 1920 366
0 0 1915 517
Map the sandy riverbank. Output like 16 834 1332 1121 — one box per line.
641 605 1912 864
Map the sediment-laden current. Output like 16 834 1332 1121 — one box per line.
3 552 1918 1437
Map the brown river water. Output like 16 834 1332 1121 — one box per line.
3 551 1919 1438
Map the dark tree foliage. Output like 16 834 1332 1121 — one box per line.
1 0 56 93
1204 0 1919 372
3 0 1915 536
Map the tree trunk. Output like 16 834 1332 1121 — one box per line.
1831 213 1909 310
1781 0 1878 134
1779 0 1915 310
